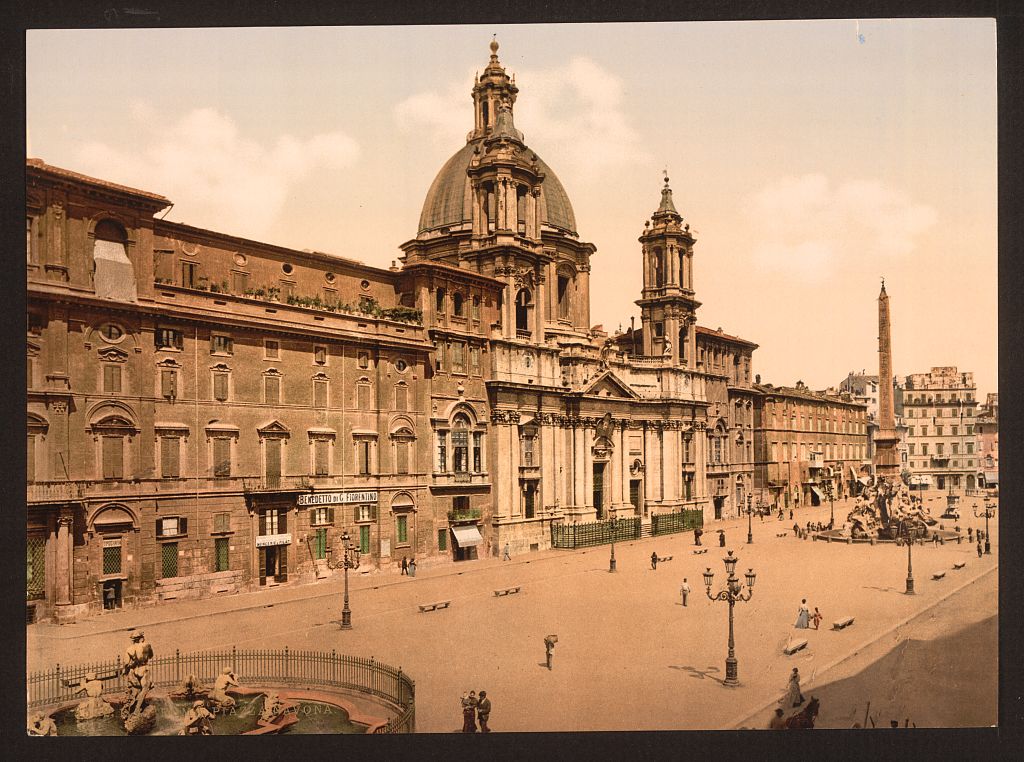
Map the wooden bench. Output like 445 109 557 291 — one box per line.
692 548 708 555
931 572 946 581
658 556 674 563
832 616 855 631
417 600 452 613
493 586 521 597
783 639 808 655
953 562 966 570
776 533 789 538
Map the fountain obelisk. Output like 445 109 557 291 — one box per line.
873 280 901 482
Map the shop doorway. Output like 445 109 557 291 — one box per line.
630 479 643 517
259 546 288 585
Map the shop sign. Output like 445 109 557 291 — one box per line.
256 533 291 548
297 491 378 507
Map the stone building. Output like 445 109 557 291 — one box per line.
836 372 909 478
752 382 869 509
975 392 998 491
899 367 979 492
27 39 847 621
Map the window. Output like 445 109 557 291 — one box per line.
473 432 482 472
922 444 929 456
936 425 944 436
654 322 664 338
471 295 481 321
156 516 188 537
515 289 531 333
434 342 445 372
265 339 280 359
452 342 466 373
438 528 448 552
314 379 328 408
396 514 408 545
920 426 927 436
264 375 281 404
952 442 959 455
314 439 330 476
967 442 974 454
102 436 123 480
161 436 180 478
395 435 410 475
213 438 232 477
357 504 373 522
557 274 571 320
215 538 230 572
909 444 915 455
358 352 370 370
181 262 198 288
359 524 370 554
161 369 177 400
213 371 229 402
156 327 183 350
211 334 233 355
453 417 470 472
357 440 371 475
521 427 536 466
213 512 231 533
453 292 465 317
314 345 327 365
313 527 328 560
356 384 370 409
468 345 481 375
311 506 333 525
27 435 36 481
967 425 974 435
102 542 122 575
103 365 122 394
258 507 286 536
952 426 958 436
265 438 282 479
437 431 447 472
161 542 178 578
436 287 446 314
395 358 408 373
395 383 408 412
231 271 249 294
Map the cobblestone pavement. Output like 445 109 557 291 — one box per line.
28 494 998 731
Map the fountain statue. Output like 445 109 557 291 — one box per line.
248 690 299 734
845 478 935 540
70 671 115 721
178 699 215 736
210 666 240 710
27 711 58 736
169 674 209 702
120 631 157 735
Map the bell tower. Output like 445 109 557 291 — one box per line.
636 173 700 366
470 37 520 141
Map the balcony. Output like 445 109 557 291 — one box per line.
447 506 482 523
242 476 313 494
27 476 257 504
26 481 83 503
516 329 532 340
432 471 489 489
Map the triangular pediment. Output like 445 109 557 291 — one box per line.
257 420 291 436
583 370 640 400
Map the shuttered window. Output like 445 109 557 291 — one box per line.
357 440 371 475
103 365 122 393
161 369 177 399
161 436 180 478
264 375 281 405
213 438 231 477
213 372 229 402
213 512 231 533
396 440 409 475
313 380 328 409
102 436 123 480
357 384 370 409
314 528 327 560
27 435 35 481
314 345 327 365
265 438 282 478
314 439 329 476
231 271 249 295
396 514 408 544
395 384 408 412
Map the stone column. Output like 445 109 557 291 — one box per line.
541 419 555 509
663 425 677 501
694 425 708 499
55 511 73 606
497 179 507 231
494 424 510 520
619 425 630 506
509 422 521 517
583 426 594 510
573 425 584 510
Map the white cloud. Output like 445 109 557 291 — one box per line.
73 104 360 239
748 173 937 280
393 56 649 183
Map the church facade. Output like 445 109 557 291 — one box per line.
26 40 861 622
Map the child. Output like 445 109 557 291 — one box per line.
811 607 822 630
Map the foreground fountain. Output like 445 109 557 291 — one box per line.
28 635 416 735
815 478 957 544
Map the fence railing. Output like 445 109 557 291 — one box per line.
27 647 414 733
550 517 641 549
651 509 704 536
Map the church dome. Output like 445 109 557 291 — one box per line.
417 138 578 237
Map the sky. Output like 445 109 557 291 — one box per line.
26 20 997 396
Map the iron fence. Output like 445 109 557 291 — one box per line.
651 509 704 536
550 517 641 549
27 647 415 733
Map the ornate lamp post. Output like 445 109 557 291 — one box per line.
337 530 361 629
897 519 915 595
609 516 618 573
824 479 835 528
704 550 756 687
746 493 753 544
974 503 993 555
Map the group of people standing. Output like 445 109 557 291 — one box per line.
460 690 492 732
399 556 417 576
794 598 822 630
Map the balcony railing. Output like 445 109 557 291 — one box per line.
242 475 313 493
516 329 532 340
447 507 482 522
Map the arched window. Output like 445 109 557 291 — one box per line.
486 183 496 232
391 427 415 475
453 292 465 317
515 289 532 335
653 247 664 288
93 219 137 302
436 287 446 315
452 415 470 473
517 186 528 234
557 272 571 321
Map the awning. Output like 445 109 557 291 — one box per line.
451 525 483 548
858 477 871 486
984 470 999 485
849 466 857 480
810 486 824 502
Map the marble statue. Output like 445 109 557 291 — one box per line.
259 692 288 724
211 667 239 709
27 711 58 736
179 700 214 736
121 631 154 718
72 671 115 721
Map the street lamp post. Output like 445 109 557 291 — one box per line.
337 530 361 629
746 494 753 544
898 520 915 595
704 550 756 687
824 479 835 528
974 503 993 555
609 516 618 573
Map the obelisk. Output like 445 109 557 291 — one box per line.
873 280 900 482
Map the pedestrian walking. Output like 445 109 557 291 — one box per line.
719 530 726 547
409 558 417 577
782 667 805 708
400 555 408 575
789 509 794 521
680 578 691 607
651 551 658 570
793 522 800 537
544 635 557 671
476 691 491 732
503 543 511 561
794 599 810 629
968 527 974 542
694 527 703 546
769 707 786 730
811 607 822 630
932 533 939 547
462 691 478 732
977 540 983 558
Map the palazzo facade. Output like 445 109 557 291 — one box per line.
26 40 863 622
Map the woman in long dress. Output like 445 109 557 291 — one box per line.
783 667 805 708
794 599 810 629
